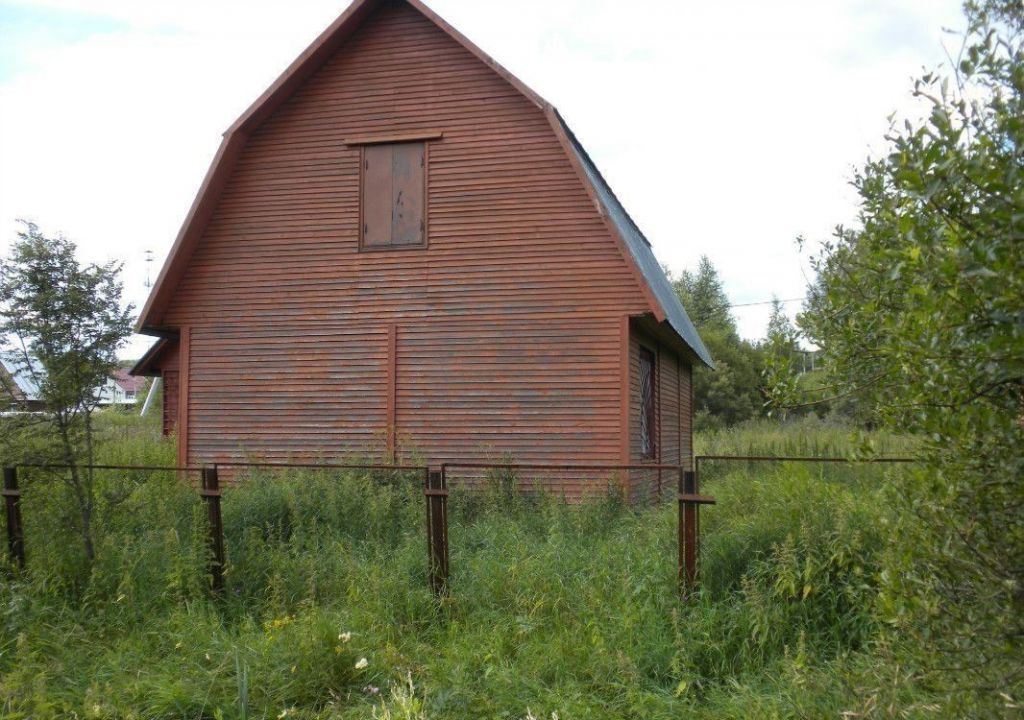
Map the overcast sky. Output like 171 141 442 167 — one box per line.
0 0 966 358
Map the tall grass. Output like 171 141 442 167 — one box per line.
696 415 918 457
0 416 935 718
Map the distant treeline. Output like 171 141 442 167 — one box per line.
669 256 838 431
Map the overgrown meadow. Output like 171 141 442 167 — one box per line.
0 414 946 718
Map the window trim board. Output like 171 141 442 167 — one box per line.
343 129 443 146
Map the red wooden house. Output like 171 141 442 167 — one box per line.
131 0 713 501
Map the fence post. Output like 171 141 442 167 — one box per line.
678 469 715 597
425 467 449 596
679 470 697 592
3 467 25 570
201 466 225 594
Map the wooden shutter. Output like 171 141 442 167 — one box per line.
362 144 393 248
361 142 426 248
391 142 425 245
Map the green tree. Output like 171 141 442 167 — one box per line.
673 255 733 329
780 1 1023 708
672 256 764 429
764 297 798 350
0 221 134 562
762 298 801 419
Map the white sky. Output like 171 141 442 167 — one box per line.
0 0 966 358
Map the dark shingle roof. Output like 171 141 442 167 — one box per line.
554 111 714 368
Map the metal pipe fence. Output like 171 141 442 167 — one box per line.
440 461 711 595
2 454 920 601
1 461 446 595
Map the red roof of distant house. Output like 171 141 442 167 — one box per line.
113 367 146 393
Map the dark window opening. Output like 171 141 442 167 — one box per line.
639 346 656 459
361 142 426 249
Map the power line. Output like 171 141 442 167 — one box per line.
728 297 805 309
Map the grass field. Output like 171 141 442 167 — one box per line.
0 414 937 718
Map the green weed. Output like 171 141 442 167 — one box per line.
0 416 945 718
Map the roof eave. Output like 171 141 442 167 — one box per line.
547 109 714 368
129 334 179 377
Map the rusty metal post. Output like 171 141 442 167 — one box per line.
425 468 449 595
423 467 433 590
201 466 225 593
678 469 716 597
681 470 697 591
440 467 449 587
3 467 25 570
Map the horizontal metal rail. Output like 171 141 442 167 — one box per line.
441 462 690 472
15 461 428 473
2 461 443 595
696 455 917 463
16 463 203 472
214 461 427 472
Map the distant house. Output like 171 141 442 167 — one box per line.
131 0 712 500
98 368 146 406
0 353 45 412
1 354 146 411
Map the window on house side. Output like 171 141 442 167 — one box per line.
361 142 426 249
639 346 656 459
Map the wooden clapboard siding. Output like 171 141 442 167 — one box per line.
162 370 179 438
177 328 190 468
396 317 622 494
186 324 387 461
629 329 647 503
155 1 653 478
681 358 694 471
162 2 646 330
161 341 181 437
662 347 681 468
153 340 180 375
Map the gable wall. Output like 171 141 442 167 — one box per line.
159 1 652 481
163 1 647 328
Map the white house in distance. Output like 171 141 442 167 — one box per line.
0 355 145 410
97 368 146 406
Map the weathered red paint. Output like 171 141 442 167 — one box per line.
131 0 698 498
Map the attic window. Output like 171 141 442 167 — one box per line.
360 142 427 250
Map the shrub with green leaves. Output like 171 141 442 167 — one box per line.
779 1 1023 710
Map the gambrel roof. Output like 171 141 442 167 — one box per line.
137 0 713 368
554 113 712 367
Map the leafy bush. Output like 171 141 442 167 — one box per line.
785 2 1024 709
